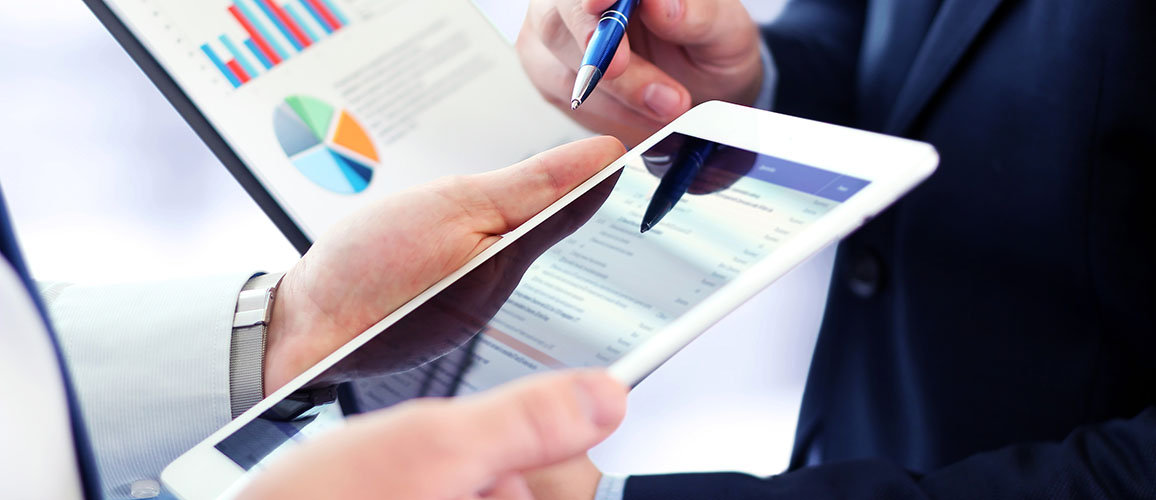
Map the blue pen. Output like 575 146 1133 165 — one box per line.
571 0 639 110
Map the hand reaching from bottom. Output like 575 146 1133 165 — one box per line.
239 369 627 500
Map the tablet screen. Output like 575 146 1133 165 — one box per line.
213 132 869 470
101 0 585 240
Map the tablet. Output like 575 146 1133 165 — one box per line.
83 0 588 252
163 101 938 498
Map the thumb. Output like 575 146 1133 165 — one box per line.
449 369 628 479
445 136 626 236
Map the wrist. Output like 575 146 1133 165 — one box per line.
263 265 342 395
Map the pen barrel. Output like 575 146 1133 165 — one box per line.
580 0 638 69
580 17 627 68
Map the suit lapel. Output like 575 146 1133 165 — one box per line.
885 0 1006 134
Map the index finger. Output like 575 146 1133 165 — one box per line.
544 0 633 79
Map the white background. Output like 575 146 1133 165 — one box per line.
0 0 834 477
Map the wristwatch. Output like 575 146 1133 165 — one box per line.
229 272 283 418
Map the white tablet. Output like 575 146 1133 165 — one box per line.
163 101 938 499
84 0 588 251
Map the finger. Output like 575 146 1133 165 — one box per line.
240 371 624 499
443 136 626 235
452 370 627 475
529 4 691 122
534 0 633 79
517 21 586 110
637 0 758 65
517 31 665 139
526 2 587 70
596 49 691 122
522 11 689 122
636 0 718 45
581 0 617 14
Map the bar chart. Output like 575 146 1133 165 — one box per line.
200 0 350 88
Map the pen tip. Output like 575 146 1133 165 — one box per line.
571 99 581 111
640 221 652 233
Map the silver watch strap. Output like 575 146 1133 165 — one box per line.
229 323 266 418
229 273 282 418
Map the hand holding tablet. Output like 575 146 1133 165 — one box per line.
164 102 937 499
264 137 626 394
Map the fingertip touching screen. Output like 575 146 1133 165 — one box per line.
215 132 869 469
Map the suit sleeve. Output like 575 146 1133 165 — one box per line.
761 0 867 126
624 406 1156 499
40 274 255 500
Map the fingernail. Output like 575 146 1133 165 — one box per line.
666 0 683 20
643 83 684 120
573 371 624 428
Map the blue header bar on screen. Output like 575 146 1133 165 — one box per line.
746 154 870 202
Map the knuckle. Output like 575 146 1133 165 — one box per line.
679 0 720 40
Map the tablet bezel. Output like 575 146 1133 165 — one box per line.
83 0 313 253
162 101 938 499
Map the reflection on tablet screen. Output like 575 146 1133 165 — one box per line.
215 133 869 469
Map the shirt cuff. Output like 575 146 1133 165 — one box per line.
594 474 628 500
44 273 254 497
753 37 779 111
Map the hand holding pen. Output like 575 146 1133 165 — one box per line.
570 0 640 110
517 0 765 145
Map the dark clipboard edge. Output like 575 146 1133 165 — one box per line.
81 0 313 255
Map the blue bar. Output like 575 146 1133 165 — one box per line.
201 44 241 88
285 4 319 43
244 38 274 69
236 0 291 59
816 176 871 202
254 0 303 50
319 0 349 25
298 0 333 34
219 35 260 79
747 155 869 202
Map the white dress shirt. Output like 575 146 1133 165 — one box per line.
41 272 255 499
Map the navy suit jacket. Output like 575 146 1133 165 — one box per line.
0 189 103 499
627 0 1156 498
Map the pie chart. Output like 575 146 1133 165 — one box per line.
273 95 377 194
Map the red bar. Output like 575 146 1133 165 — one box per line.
228 5 282 65
226 59 252 83
303 0 341 30
261 0 312 48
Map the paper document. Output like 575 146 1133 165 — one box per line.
105 0 588 237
